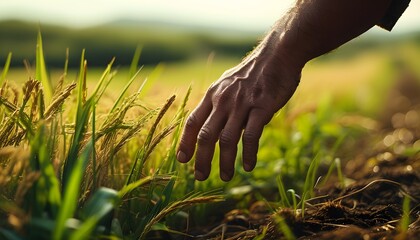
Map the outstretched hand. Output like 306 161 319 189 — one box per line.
176 0 400 181
176 48 302 181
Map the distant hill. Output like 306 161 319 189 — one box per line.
107 18 263 36
0 20 260 68
0 20 419 68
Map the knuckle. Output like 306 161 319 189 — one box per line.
219 129 235 147
197 126 215 144
207 82 219 95
178 136 191 150
185 114 199 129
243 130 259 146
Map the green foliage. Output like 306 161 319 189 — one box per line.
0 34 222 240
36 31 53 103
398 195 411 236
25 123 61 218
54 142 93 240
276 174 291 208
273 215 296 240
0 52 12 86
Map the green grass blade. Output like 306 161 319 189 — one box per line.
24 123 61 218
54 141 93 240
91 58 115 102
253 225 268 240
335 158 345 188
62 98 92 191
139 63 164 96
301 153 321 217
63 48 69 81
76 50 86 109
320 158 336 187
69 217 97 240
137 177 176 239
109 66 143 114
91 104 97 189
36 31 53 103
287 189 297 214
0 52 12 86
277 174 291 208
151 223 193 238
128 45 142 79
62 51 90 190
398 195 411 235
274 215 296 240
118 176 153 199
302 153 321 199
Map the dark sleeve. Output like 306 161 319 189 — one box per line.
377 0 410 31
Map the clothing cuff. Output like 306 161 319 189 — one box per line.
377 0 410 31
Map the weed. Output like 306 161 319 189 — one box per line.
396 195 412 239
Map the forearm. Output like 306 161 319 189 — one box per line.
258 0 393 68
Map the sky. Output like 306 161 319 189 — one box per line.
0 0 419 34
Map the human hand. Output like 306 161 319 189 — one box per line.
177 49 302 181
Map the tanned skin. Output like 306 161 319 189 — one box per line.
177 0 393 181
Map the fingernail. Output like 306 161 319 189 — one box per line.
195 170 206 181
244 163 254 172
177 151 187 163
221 172 231 182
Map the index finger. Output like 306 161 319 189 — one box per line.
177 97 212 163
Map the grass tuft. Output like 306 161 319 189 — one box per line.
0 33 224 240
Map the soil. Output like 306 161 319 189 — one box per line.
205 151 419 240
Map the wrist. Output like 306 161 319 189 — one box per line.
258 18 310 72
256 28 306 81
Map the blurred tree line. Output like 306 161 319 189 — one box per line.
1 20 419 69
0 20 259 68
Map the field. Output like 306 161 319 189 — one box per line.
1 23 420 240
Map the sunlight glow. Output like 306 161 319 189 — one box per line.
0 0 418 33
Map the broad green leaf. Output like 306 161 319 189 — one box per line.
80 187 118 220
71 188 119 240
0 229 25 240
27 217 56 239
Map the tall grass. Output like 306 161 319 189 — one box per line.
0 32 223 240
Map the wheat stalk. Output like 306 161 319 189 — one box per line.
44 82 76 120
